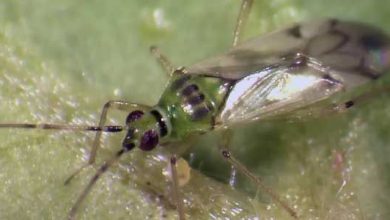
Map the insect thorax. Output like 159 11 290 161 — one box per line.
157 74 231 140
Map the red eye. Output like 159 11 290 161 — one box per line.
140 130 159 151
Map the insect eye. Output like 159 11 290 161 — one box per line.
139 130 159 151
361 34 386 49
126 110 144 124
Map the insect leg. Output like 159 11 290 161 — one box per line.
65 101 150 185
334 85 390 113
218 145 298 218
68 149 126 220
169 155 186 220
150 45 176 76
219 130 240 187
296 85 390 120
232 0 253 47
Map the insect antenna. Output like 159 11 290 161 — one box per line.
68 148 127 220
0 123 124 132
0 122 125 185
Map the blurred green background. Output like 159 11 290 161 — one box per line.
0 0 390 219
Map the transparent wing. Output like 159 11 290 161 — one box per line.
217 53 389 125
216 58 341 125
186 19 390 82
185 19 390 126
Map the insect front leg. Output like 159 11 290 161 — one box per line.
217 134 298 219
68 149 127 220
150 45 177 76
150 46 189 77
169 155 186 220
65 100 150 184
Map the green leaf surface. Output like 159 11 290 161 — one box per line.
0 0 389 219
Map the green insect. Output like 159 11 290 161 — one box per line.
1 0 390 219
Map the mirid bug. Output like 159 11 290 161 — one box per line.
1 0 390 219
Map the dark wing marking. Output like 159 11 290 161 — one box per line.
186 19 390 83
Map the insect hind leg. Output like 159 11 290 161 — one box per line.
218 131 298 218
297 85 390 120
334 84 390 113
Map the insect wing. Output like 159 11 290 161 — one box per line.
186 22 307 80
186 19 390 125
186 19 390 82
217 59 345 125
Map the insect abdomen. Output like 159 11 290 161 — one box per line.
158 74 230 138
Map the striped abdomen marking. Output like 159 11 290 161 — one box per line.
171 75 213 121
181 83 212 121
